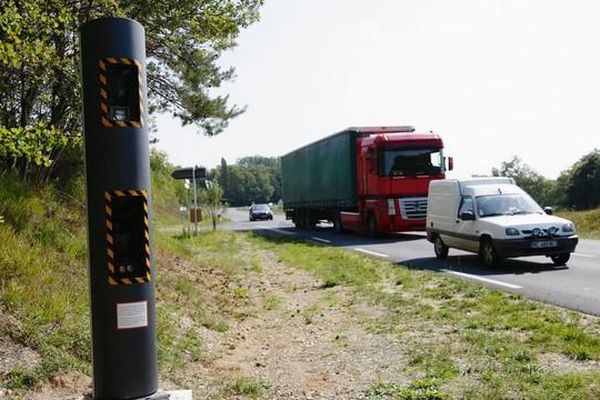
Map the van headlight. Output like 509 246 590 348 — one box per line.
562 223 575 233
505 227 520 236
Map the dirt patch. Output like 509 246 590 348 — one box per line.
184 251 408 399
538 352 600 374
8 372 92 400
0 337 41 376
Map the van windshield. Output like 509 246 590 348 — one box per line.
380 148 442 177
476 194 544 218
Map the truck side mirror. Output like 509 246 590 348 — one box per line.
446 156 454 171
544 207 553 215
459 211 475 221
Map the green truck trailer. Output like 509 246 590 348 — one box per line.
282 129 358 210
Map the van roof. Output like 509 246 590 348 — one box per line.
430 177 522 197
462 183 524 197
456 177 514 187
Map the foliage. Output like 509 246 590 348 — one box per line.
492 156 556 206
124 0 263 135
557 208 600 239
0 173 90 388
0 0 96 184
200 182 224 231
562 149 600 210
150 149 186 221
0 0 263 184
218 157 229 194
213 156 281 206
238 155 282 202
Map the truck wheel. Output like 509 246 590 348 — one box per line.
434 236 449 259
294 211 303 229
550 253 570 266
367 214 377 236
479 239 501 268
304 217 313 230
334 212 346 233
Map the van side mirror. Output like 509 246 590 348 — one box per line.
544 207 553 215
459 211 475 221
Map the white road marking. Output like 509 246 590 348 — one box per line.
354 248 389 258
441 269 523 290
311 237 332 244
572 253 595 258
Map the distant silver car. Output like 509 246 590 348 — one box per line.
249 204 273 221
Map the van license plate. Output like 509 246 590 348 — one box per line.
531 240 558 249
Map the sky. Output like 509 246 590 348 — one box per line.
154 0 600 180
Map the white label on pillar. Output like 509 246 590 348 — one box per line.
116 301 148 329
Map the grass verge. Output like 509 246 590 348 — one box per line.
249 233 600 399
557 208 600 239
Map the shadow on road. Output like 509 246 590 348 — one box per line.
232 222 571 278
398 254 569 276
239 224 426 246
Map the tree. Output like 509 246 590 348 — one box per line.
0 0 263 184
237 156 281 202
212 156 282 206
219 157 229 196
200 181 224 231
563 149 600 210
492 156 556 206
125 0 262 135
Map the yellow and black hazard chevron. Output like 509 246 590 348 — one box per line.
98 57 144 129
104 189 151 286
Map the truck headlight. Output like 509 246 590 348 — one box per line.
388 199 396 215
562 223 575 233
505 227 520 236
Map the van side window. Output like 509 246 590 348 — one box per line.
458 197 474 217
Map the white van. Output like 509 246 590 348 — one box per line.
426 178 578 267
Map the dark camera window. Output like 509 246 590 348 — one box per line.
106 64 140 122
111 195 147 278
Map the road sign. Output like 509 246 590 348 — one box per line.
171 167 206 180
171 166 206 235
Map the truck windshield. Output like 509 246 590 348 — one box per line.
381 148 442 177
476 194 544 217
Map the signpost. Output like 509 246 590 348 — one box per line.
171 166 206 234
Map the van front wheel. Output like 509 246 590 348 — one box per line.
434 236 449 259
550 253 570 266
480 239 501 268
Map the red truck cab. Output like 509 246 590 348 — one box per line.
341 126 451 234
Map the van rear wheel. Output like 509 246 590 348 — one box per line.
433 236 449 259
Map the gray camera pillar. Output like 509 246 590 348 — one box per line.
80 17 158 399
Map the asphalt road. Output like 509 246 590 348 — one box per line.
224 208 600 316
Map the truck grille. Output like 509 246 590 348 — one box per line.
399 197 428 220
